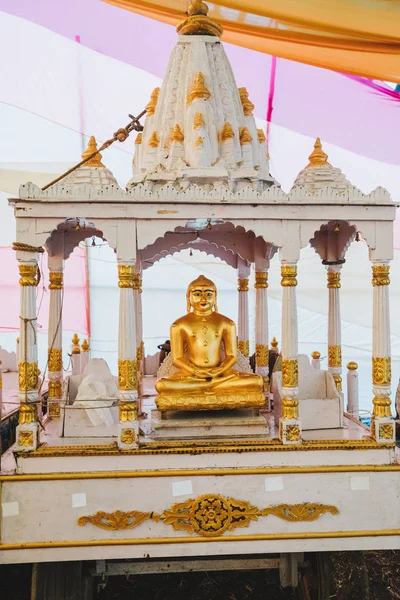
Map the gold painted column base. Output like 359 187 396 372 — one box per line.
371 417 395 444
279 397 302 444
118 399 139 449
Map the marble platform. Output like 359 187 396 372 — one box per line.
152 408 269 440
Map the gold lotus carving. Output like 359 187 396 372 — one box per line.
379 423 394 440
49 271 63 290
372 265 390 287
118 359 138 391
282 359 298 387
281 265 297 287
78 495 339 537
119 402 138 422
48 348 62 372
118 264 135 289
237 278 249 292
327 272 341 289
18 264 39 286
254 272 268 288
255 344 268 367
372 357 391 386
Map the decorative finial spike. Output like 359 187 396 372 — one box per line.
82 136 105 167
306 137 331 168
187 72 211 105
145 88 160 117
188 0 208 16
238 87 255 116
177 0 223 36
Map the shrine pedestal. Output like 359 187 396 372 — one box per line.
152 409 269 440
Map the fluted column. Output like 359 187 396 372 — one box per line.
237 260 250 357
326 265 342 392
117 261 139 449
279 262 301 444
371 262 394 443
133 272 144 394
16 256 40 451
47 265 64 418
255 271 269 397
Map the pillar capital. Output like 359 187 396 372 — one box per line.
372 262 390 287
281 264 297 287
255 271 268 288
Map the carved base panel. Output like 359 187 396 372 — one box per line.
15 423 39 452
371 417 395 444
156 391 266 412
279 418 302 445
118 422 139 450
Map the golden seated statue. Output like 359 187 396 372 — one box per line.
155 275 265 412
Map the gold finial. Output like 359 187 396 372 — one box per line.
239 127 252 145
347 361 358 370
145 87 160 117
219 122 234 142
194 113 205 129
71 333 81 354
187 72 211 105
148 132 160 147
306 138 331 168
81 339 89 352
311 351 321 360
82 136 104 167
271 337 279 350
195 136 203 148
177 0 223 37
135 133 142 145
170 124 184 144
257 129 266 143
238 87 255 116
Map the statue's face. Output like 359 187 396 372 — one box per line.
189 285 216 314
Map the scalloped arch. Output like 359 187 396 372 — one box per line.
45 218 106 259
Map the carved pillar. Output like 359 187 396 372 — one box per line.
16 255 40 451
327 265 342 392
237 260 250 357
47 260 64 418
133 271 144 394
371 263 394 443
279 262 301 444
254 270 269 395
347 361 359 414
117 262 139 449
71 333 81 376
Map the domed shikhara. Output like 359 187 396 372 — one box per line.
60 136 118 188
128 5 273 191
291 138 353 194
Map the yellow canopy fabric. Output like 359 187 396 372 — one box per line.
104 0 400 82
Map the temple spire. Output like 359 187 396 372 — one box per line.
306 138 331 168
81 136 105 168
177 0 223 37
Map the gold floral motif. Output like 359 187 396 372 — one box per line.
327 272 341 288
281 265 297 286
239 127 252 145
257 129 266 143
49 271 63 290
328 345 342 368
194 113 205 129
254 272 268 288
282 397 299 420
285 424 301 441
187 72 211 105
118 359 138 391
48 348 62 372
18 264 38 286
156 390 265 412
194 136 203 148
237 278 249 292
18 361 39 391
119 402 138 422
18 403 37 424
81 136 104 167
261 503 339 522
306 137 330 168
219 122 234 142
78 495 339 537
282 359 298 387
372 396 392 418
333 375 342 392
148 131 159 147
118 264 135 289
78 509 152 531
372 357 391 385
48 380 62 398
255 344 268 367
120 429 136 445
169 124 184 144
18 430 34 447
48 402 60 418
238 340 250 357
379 423 394 440
238 87 255 116
145 87 160 117
372 265 390 286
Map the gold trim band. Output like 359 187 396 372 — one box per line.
18 264 38 286
255 272 268 289
328 345 342 368
2 529 400 551
372 265 390 286
281 265 297 287
118 264 135 289
327 272 341 288
49 271 63 290
237 278 249 292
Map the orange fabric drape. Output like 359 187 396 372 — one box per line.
103 0 400 82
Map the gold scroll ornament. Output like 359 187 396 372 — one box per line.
18 430 34 447
327 271 341 288
49 271 63 290
118 264 135 289
18 403 37 424
119 402 138 422
328 345 342 368
238 340 250 357
255 344 268 367
118 359 138 391
237 278 249 292
281 265 297 287
282 359 298 387
120 429 136 445
255 272 268 288
48 380 62 398
18 361 39 391
48 348 62 372
282 398 299 421
372 357 391 386
18 264 39 286
372 265 390 286
78 494 339 537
